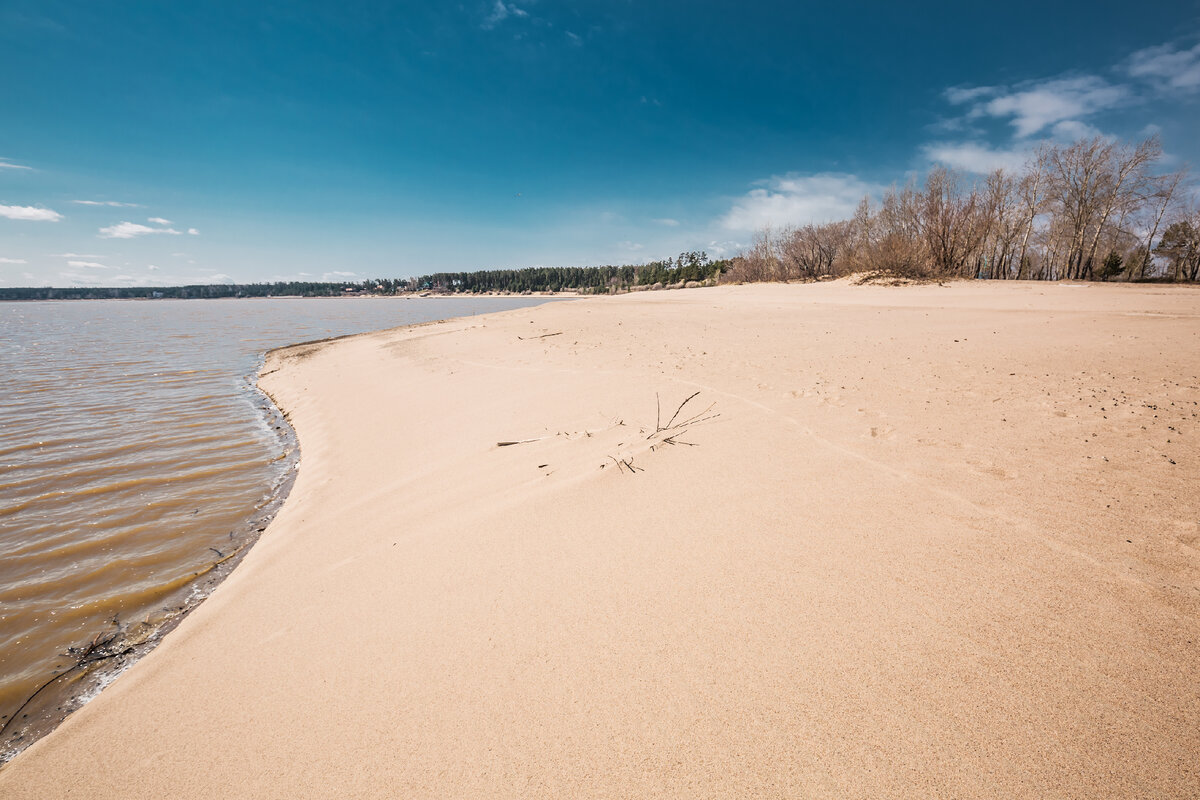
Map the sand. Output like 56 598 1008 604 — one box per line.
2 280 1198 797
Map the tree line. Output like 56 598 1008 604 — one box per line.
728 135 1199 283
408 252 726 293
0 253 730 301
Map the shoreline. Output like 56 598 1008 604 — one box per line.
0 295 558 762
0 359 301 766
1 281 1197 796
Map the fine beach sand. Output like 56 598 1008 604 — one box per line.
2 280 1198 797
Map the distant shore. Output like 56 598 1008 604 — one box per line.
2 280 1198 797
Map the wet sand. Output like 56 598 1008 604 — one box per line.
1 280 1198 797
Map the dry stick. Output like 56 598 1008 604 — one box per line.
662 391 701 431
517 332 563 340
0 622 125 739
496 437 545 447
673 412 721 432
662 435 698 447
674 403 717 429
1 541 247 741
656 392 661 431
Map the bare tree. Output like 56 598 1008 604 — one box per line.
1080 136 1162 279
737 133 1190 284
1135 167 1187 280
922 166 981 276
1015 145 1050 279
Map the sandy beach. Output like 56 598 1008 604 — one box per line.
2 280 1198 797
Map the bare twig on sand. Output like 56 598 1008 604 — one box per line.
517 332 563 340
497 437 547 447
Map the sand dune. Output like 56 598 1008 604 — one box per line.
2 280 1198 797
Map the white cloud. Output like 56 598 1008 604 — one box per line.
1049 119 1106 141
98 221 182 239
976 76 1127 137
944 85 997 105
652 218 680 227
73 200 141 207
208 273 235 284
566 31 582 45
922 141 1030 173
482 0 527 29
147 264 160 271
720 173 883 231
618 241 644 251
705 240 745 258
0 158 32 170
1128 41 1200 90
0 257 27 264
321 270 357 281
187 227 199 235
147 216 172 225
52 252 101 258
0 204 63 222
68 260 109 269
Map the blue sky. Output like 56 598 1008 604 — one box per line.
2 1 1199 287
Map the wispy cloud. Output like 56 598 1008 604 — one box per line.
68 260 109 269
52 252 102 258
652 218 680 227
98 220 182 239
721 173 883 231
147 216 172 225
0 158 32 170
74 199 141 207
0 257 27 264
0 204 63 222
923 40 1197 176
921 141 1031 173
481 0 527 29
943 85 996 105
964 76 1127 138
187 227 199 236
1128 40 1200 90
566 31 582 45
704 240 745 259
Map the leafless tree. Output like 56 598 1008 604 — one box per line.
738 133 1191 284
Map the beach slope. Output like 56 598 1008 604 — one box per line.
2 281 1198 797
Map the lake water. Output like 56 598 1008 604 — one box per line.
0 296 553 760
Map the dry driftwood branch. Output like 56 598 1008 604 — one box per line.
0 618 130 739
675 402 717 429
662 391 701 431
517 331 563 340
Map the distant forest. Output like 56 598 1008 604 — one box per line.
730 134 1200 283
0 252 729 301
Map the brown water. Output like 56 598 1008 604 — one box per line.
0 296 552 759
